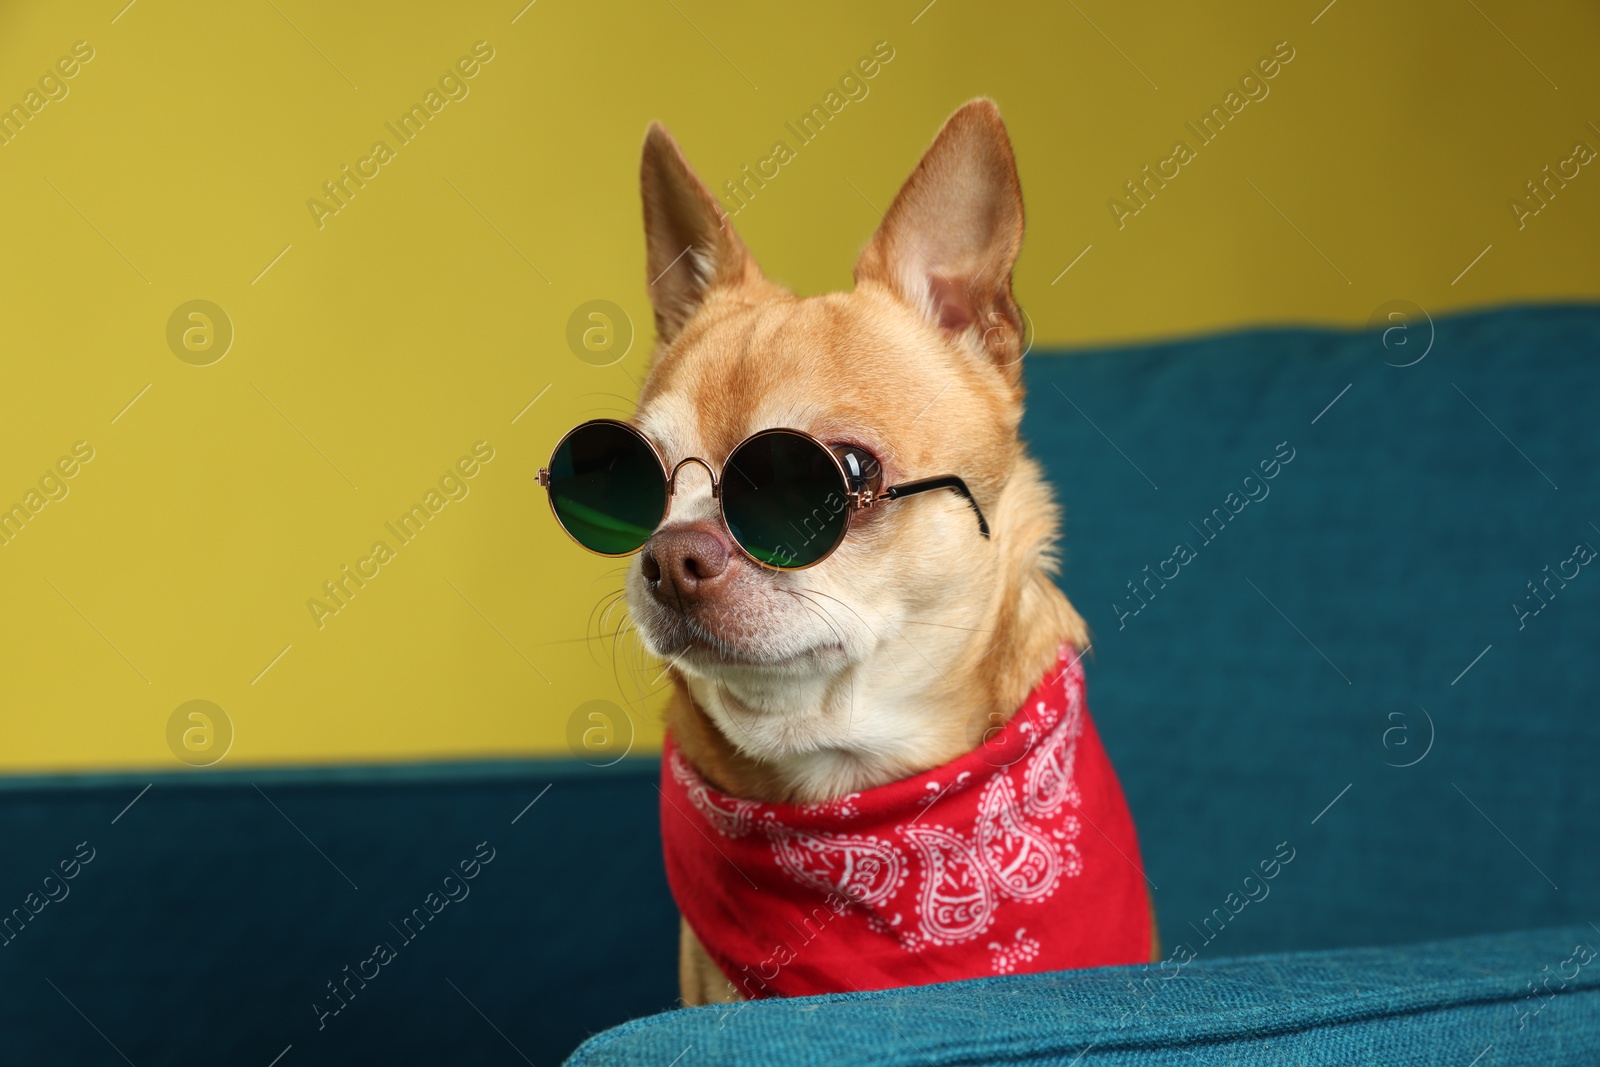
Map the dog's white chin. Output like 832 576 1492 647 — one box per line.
629 586 951 785
641 618 849 678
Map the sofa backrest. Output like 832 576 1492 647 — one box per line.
1025 304 1600 960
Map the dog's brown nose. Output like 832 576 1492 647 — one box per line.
641 525 731 607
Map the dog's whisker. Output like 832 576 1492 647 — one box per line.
893 632 950 685
800 589 912 684
713 677 766 752
576 390 641 409
535 631 630 647
597 594 629 637
845 660 856 738
822 590 950 687
621 630 655 687
608 613 653 704
783 590 846 650
586 591 626 651
586 588 637 680
794 588 870 637
650 646 692 688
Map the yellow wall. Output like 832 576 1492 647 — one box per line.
1 0 1596 773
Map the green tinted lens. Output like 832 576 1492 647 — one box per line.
721 432 849 568
547 423 666 555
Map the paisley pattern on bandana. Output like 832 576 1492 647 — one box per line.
660 646 1150 998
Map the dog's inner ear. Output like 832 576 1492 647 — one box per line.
854 100 1027 380
640 123 765 346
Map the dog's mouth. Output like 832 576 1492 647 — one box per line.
644 610 844 672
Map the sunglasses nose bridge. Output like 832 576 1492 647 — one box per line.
666 456 721 498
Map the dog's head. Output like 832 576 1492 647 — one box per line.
625 101 1069 774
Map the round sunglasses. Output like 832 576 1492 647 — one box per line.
537 419 990 571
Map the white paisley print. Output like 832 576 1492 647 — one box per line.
670 749 760 838
769 826 906 907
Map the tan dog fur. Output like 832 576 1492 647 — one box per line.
622 100 1155 1005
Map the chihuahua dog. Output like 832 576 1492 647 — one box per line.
557 100 1154 1002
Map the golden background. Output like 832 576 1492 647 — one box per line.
1 0 1596 772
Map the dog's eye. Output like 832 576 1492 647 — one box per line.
830 444 884 495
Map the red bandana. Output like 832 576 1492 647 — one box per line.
659 646 1150 999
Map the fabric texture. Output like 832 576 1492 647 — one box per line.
567 924 1600 1065
659 646 1150 998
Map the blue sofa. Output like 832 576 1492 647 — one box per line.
2 304 1596 1065
569 303 1600 1063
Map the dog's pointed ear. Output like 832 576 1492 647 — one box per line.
854 99 1027 381
640 123 763 345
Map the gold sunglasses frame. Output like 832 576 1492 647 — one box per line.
537 418 990 572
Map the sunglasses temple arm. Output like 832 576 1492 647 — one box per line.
882 476 991 538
